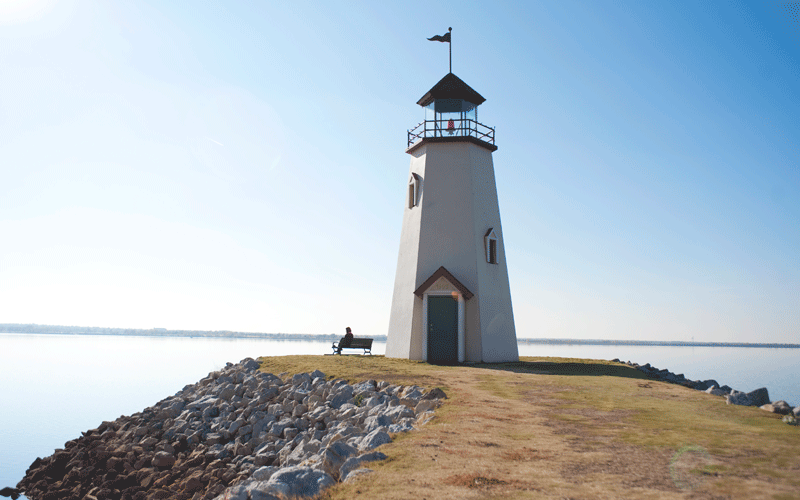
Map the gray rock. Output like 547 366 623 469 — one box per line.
264 466 335 498
726 390 752 406
214 483 248 500
705 386 729 397
353 380 377 393
794 406 800 418
401 386 424 400
388 419 415 433
747 388 770 407
385 404 415 421
270 421 289 437
252 466 278 481
356 428 392 451
344 468 374 482
292 373 312 386
283 439 319 466
364 415 393 432
241 358 261 371
761 401 792 415
188 394 218 411
329 385 354 409
248 487 281 500
415 399 437 414
206 433 224 446
159 399 185 418
218 386 236 401
339 451 387 481
321 440 358 479
229 418 245 435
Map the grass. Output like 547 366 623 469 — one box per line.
257 355 800 499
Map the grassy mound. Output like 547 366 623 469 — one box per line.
257 355 800 499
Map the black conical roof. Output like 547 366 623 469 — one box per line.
416 73 486 107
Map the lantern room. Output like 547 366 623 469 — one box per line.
407 72 496 151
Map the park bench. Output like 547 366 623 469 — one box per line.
331 337 373 355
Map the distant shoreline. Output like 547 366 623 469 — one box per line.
517 338 800 348
2 323 798 348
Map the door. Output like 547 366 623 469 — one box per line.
427 295 458 364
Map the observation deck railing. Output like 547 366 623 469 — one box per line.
407 118 495 148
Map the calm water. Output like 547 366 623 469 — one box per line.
1 333 798 495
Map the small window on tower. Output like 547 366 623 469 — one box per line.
408 173 422 208
485 228 498 264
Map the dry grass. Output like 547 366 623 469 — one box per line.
258 355 800 499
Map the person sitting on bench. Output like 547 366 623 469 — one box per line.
336 327 354 354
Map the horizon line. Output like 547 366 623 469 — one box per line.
1 323 798 348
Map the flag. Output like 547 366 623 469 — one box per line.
427 32 451 43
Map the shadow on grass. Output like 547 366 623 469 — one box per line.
472 360 650 380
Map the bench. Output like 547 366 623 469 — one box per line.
332 337 373 355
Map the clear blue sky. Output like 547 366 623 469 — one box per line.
1 0 798 342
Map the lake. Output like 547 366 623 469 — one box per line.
1 333 798 496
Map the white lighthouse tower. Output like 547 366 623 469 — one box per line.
386 72 519 364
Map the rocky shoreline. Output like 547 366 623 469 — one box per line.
615 359 800 424
12 358 445 500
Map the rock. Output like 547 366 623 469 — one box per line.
385 404 416 422
415 400 437 414
248 485 281 500
283 439 317 466
206 433 224 446
251 466 278 481
663 373 679 383
0 487 21 499
760 401 792 415
783 415 799 426
241 358 261 371
726 390 752 406
328 385 354 409
364 415 393 432
339 451 387 481
747 388 770 407
214 483 249 500
291 373 312 386
705 386 729 397
423 387 446 399
321 441 357 479
151 451 175 469
17 362 440 500
794 406 800 418
263 466 335 498
344 468 374 482
356 428 392 452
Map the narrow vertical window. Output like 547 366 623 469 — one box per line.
485 228 498 264
408 173 421 208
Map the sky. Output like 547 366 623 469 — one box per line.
0 0 798 342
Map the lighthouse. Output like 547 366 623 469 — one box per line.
385 72 519 364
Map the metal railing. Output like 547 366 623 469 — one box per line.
408 118 495 148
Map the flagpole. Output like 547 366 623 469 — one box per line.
448 27 452 73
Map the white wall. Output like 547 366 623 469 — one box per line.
386 140 518 362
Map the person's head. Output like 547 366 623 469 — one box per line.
346 327 351 333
